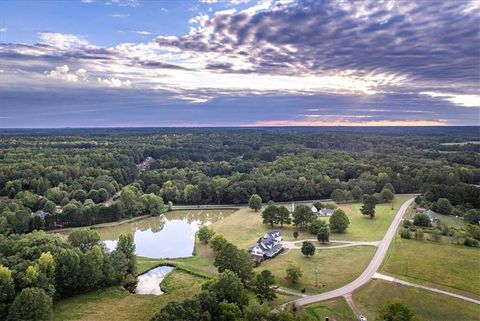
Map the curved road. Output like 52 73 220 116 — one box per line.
287 197 415 307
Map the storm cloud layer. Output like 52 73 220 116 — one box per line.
0 0 479 127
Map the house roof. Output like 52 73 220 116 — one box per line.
427 210 437 220
250 230 283 258
32 210 50 219
318 208 334 215
264 230 281 238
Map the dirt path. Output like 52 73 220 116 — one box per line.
343 293 362 317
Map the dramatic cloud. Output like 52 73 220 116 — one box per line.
0 0 479 127
46 65 88 82
38 32 90 49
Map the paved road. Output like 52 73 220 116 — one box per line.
373 273 480 305
281 239 380 250
286 197 415 307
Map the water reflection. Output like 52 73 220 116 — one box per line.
135 266 174 295
96 209 231 259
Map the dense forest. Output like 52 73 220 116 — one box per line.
0 127 478 232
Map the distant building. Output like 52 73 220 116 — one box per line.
32 210 50 219
415 207 426 213
136 157 155 172
318 208 334 217
249 230 283 262
426 210 438 222
311 205 318 213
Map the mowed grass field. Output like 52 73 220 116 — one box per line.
53 270 205 321
381 237 480 299
353 280 480 321
256 246 376 294
329 194 414 241
303 298 356 321
211 195 415 249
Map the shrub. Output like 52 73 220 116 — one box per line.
198 226 215 244
429 231 442 242
464 238 480 247
309 219 327 235
317 226 330 243
400 229 411 239
285 264 303 284
414 230 424 240
403 220 412 228
413 214 431 227
7 287 52 321
301 241 315 257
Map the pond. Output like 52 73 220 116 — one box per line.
96 209 233 259
135 265 174 295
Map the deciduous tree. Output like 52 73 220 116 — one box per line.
254 270 276 303
301 241 315 257
329 208 350 233
249 194 262 211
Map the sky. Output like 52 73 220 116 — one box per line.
0 0 479 128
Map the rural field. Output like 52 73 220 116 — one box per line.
353 280 480 321
330 194 415 241
304 280 480 321
381 236 480 299
211 194 415 248
303 298 357 321
257 246 376 293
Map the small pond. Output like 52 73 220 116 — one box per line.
135 266 174 295
97 209 232 259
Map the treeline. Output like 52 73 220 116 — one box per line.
0 128 479 216
0 229 136 320
0 183 166 233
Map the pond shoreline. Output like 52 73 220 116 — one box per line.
47 207 240 234
47 214 153 234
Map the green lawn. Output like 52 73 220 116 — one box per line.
211 195 415 249
53 270 205 321
304 298 356 321
353 280 480 321
210 206 302 248
406 208 467 230
328 194 414 241
381 237 480 299
436 213 467 229
256 246 376 294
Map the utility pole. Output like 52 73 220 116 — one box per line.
405 257 408 276
315 266 318 288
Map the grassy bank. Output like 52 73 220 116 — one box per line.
353 280 480 321
53 270 204 321
137 238 217 277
